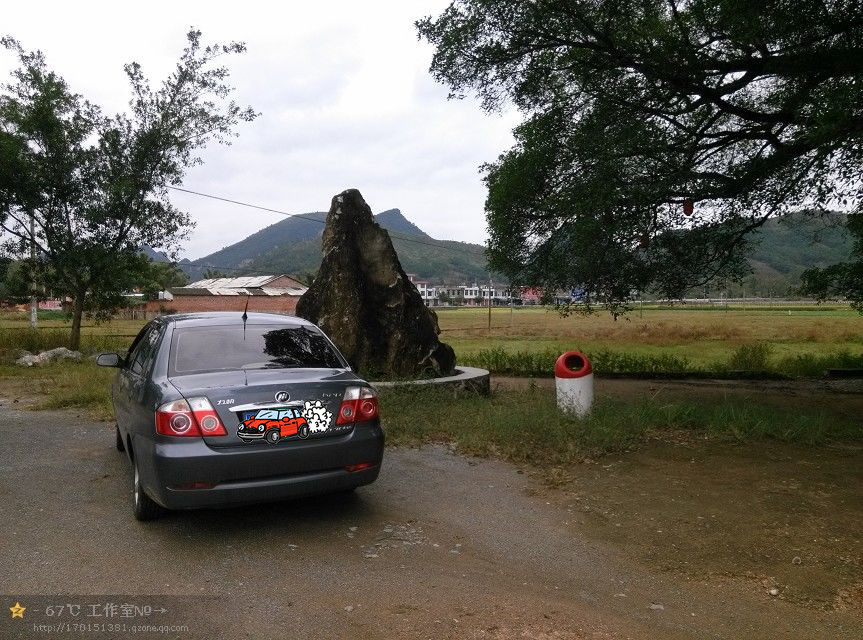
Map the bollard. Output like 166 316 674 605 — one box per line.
555 351 594 417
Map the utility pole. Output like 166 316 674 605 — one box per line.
487 274 492 331
29 212 37 329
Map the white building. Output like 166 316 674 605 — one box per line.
407 274 438 306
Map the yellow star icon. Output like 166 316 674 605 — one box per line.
9 602 25 619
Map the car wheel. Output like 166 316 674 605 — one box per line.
133 460 166 521
115 426 125 452
298 424 310 439
266 429 280 443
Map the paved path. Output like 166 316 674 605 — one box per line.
1 406 859 639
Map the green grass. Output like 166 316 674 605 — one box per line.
0 361 116 420
380 386 862 462
0 327 133 363
1 360 859 460
459 342 863 379
461 347 696 377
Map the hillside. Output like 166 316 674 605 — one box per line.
159 209 852 291
729 212 851 295
179 208 490 283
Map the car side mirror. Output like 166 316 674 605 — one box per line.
96 353 123 368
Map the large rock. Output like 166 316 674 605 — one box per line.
16 347 83 367
296 189 456 377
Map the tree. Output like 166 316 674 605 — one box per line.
417 1 863 314
0 257 46 303
135 259 189 301
0 30 257 348
800 213 863 310
201 268 228 279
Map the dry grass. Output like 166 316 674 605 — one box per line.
2 306 861 375
437 306 863 369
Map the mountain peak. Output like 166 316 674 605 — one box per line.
374 209 431 239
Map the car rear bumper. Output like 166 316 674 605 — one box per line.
133 423 384 510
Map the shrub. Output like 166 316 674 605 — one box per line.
460 347 694 377
727 342 774 371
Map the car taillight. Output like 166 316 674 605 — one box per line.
336 386 379 425
188 397 228 435
155 397 227 437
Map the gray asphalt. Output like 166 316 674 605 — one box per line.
1 406 859 639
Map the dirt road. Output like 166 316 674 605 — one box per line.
0 405 860 639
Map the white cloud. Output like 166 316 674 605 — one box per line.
1 0 519 259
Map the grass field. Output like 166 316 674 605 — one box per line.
1 305 862 377
380 385 862 463
1 307 860 457
438 306 863 377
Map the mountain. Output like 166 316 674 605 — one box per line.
176 208 490 284
729 211 852 295
153 209 852 292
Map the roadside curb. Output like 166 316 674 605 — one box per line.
371 366 491 395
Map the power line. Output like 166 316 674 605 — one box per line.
167 185 488 259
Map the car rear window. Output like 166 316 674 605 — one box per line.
169 324 344 375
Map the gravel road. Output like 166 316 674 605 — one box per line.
1 406 859 639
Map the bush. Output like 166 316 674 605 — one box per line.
727 342 774 371
775 349 863 378
460 347 694 377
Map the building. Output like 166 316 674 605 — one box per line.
148 275 308 315
406 274 438 306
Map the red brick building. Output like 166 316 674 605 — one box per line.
146 275 308 315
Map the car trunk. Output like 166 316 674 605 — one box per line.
168 368 361 448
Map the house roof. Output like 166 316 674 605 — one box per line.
186 275 284 289
171 286 307 297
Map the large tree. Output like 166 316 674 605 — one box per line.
418 0 863 313
0 30 257 347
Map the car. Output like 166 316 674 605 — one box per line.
97 312 384 521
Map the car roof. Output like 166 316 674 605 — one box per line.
158 312 316 329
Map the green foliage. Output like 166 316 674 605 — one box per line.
460 343 863 379
135 259 188 300
727 342 774 371
800 212 863 310
201 268 228 279
0 257 54 303
774 349 863 378
0 30 257 348
418 1 863 314
461 347 693 377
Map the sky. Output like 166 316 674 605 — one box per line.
1 0 519 259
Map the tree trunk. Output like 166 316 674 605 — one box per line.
69 292 85 351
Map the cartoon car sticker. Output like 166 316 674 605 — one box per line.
237 407 310 444
302 400 333 433
237 402 334 444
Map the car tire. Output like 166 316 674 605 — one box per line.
115 426 125 452
298 424 310 439
266 429 280 443
133 460 166 521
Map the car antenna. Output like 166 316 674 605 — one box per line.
241 295 250 340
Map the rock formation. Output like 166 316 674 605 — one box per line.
296 189 456 377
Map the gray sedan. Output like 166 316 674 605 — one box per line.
98 312 384 520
